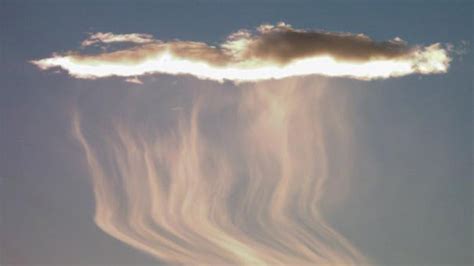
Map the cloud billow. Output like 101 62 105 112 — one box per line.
32 22 451 82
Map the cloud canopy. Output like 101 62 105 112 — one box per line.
32 22 451 82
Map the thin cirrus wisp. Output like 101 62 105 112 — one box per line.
72 78 368 265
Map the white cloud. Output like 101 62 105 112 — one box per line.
81 32 155 47
32 23 451 82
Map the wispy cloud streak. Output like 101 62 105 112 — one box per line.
81 32 155 47
72 80 369 265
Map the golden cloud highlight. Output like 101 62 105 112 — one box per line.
32 23 450 82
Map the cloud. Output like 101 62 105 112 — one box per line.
32 22 451 82
72 80 369 264
125 76 143 84
80 32 155 47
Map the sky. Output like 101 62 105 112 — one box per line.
0 0 472 265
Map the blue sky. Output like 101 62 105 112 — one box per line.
1 1 472 265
